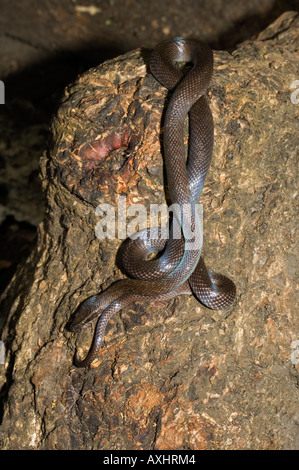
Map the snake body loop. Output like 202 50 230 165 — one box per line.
70 38 236 367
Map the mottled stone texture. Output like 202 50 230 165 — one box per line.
0 12 298 449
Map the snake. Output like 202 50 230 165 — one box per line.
69 38 236 367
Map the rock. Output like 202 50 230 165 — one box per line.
0 11 298 450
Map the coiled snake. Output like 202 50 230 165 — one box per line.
69 38 236 367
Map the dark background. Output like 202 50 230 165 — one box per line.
0 0 298 292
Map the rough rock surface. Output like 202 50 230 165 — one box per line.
0 12 298 450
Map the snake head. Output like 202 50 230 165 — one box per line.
68 294 104 332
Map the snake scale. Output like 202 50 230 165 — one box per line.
69 38 236 367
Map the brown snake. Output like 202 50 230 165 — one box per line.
69 38 236 367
